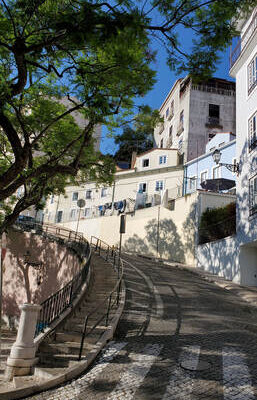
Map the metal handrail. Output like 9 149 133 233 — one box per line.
15 220 91 337
78 236 123 361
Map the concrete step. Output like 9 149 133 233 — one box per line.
39 339 97 356
34 366 64 380
38 344 96 367
55 326 108 343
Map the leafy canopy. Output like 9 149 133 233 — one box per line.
0 0 254 232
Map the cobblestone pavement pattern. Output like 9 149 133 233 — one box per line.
25 255 257 400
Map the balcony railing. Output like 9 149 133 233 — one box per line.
230 9 257 68
206 116 222 127
167 109 174 121
191 84 235 97
177 122 184 135
249 137 257 152
157 123 164 135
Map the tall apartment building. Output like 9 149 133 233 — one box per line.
154 76 236 163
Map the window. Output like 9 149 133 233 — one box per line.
155 180 164 191
160 139 164 148
169 125 173 137
166 107 170 118
50 195 54 204
142 159 149 167
189 177 196 191
249 111 257 152
200 170 208 182
209 104 220 124
212 166 221 179
159 155 167 165
70 209 77 220
86 190 92 199
101 188 107 197
72 192 78 201
180 110 184 126
56 210 63 223
248 54 257 94
249 175 257 216
138 183 146 193
84 208 90 217
170 100 174 116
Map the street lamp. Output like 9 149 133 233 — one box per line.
212 149 239 174
24 250 45 286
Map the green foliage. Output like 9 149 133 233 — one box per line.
199 202 236 244
113 107 162 163
0 0 254 232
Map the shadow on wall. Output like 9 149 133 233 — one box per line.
182 202 198 261
2 229 81 322
122 217 185 263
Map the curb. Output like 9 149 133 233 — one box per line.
0 281 126 400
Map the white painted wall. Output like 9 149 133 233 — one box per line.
196 236 240 283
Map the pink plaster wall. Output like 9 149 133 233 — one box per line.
2 229 81 320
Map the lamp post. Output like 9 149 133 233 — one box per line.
0 232 7 362
212 149 239 174
76 199 86 235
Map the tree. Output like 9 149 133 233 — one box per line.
0 0 254 233
113 108 161 164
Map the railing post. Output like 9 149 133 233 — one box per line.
117 281 121 305
78 315 88 361
99 240 101 255
106 246 109 261
106 294 112 326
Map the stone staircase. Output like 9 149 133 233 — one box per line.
0 329 17 383
34 252 119 380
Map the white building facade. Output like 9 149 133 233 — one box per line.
154 77 236 163
44 148 184 224
229 6 257 285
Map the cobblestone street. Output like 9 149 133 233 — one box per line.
26 255 257 399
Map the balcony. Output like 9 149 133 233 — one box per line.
167 109 174 121
205 116 223 128
249 138 257 152
157 123 164 135
230 9 257 68
177 122 184 136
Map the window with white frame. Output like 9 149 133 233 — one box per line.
159 155 167 165
50 194 54 204
155 180 164 191
142 159 149 167
85 190 92 199
101 188 107 197
189 177 196 191
138 183 146 193
249 175 257 216
169 125 173 137
72 192 78 201
248 54 257 94
70 209 77 220
166 107 170 118
160 138 164 148
84 208 90 217
200 170 208 182
249 111 257 152
212 165 221 179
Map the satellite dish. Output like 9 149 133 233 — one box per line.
77 199 85 208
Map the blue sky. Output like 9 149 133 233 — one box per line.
100 32 233 156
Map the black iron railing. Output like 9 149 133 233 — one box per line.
78 236 123 361
15 221 91 337
35 255 91 336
